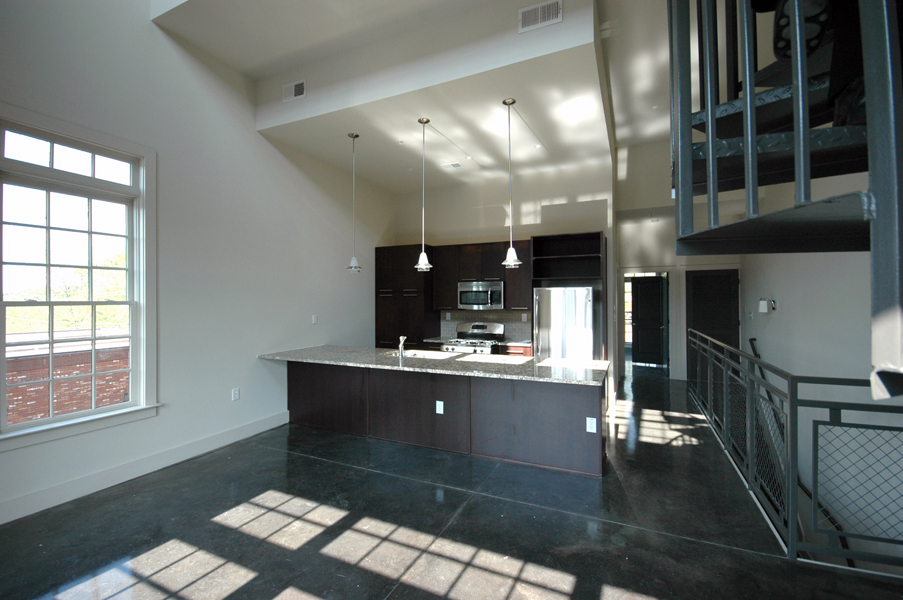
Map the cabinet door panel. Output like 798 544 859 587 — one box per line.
505 239 532 310
432 245 458 310
457 244 481 281
470 377 604 474
481 242 507 282
288 362 368 436
369 370 470 453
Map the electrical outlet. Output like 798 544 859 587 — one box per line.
586 417 597 433
521 313 528 322
231 388 240 402
312 314 318 325
436 400 444 415
446 312 451 321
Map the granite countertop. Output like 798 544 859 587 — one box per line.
259 345 608 386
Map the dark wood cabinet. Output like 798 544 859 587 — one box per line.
288 362 368 436
457 242 506 282
504 239 532 310
499 344 533 357
369 370 470 453
480 242 507 281
457 244 482 282
470 377 605 475
431 245 458 310
375 244 439 348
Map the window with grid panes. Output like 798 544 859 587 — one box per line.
1 115 153 435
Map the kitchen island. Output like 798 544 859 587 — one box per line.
259 345 609 475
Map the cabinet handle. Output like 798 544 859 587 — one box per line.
510 307 530 311
506 349 526 355
484 278 501 281
379 294 393 298
379 289 393 292
403 288 418 292
403 294 418 297
437 306 453 309
461 278 477 282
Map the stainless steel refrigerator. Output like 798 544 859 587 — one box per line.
533 287 595 362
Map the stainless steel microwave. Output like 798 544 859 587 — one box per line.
458 281 504 310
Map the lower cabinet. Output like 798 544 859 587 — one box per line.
288 362 368 436
470 377 605 475
286 362 606 475
369 370 470 454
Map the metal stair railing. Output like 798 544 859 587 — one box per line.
688 329 903 570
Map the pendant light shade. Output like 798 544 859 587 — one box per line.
501 98 521 269
347 133 362 272
415 117 432 272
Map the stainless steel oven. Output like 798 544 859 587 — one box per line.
458 281 504 310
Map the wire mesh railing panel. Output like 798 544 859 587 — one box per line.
727 368 748 461
815 423 903 541
755 395 787 516
695 348 711 413
712 359 725 429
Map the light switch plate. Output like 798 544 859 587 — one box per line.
436 400 444 415
586 417 596 433
232 388 240 402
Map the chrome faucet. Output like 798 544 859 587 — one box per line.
399 336 406 354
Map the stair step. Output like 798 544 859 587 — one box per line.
691 126 868 194
693 76 833 138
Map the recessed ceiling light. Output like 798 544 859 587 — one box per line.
534 144 542 149
465 156 472 160
652 104 659 110
398 140 404 144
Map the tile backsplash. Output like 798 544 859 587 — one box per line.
440 310 532 342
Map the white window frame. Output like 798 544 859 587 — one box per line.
0 102 157 451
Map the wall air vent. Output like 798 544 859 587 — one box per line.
282 79 306 103
441 162 464 169
519 0 562 33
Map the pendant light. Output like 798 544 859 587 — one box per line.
414 117 432 272
501 98 522 268
347 133 362 273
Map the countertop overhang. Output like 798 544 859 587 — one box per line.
259 345 608 386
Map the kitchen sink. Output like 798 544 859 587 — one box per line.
389 350 454 360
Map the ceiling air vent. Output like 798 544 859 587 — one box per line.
282 79 306 103
441 162 464 169
519 0 562 33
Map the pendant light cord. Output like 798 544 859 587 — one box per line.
507 101 513 248
352 135 356 258
421 120 426 254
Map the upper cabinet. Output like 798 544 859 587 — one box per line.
375 245 438 348
431 245 458 310
532 232 604 281
505 239 532 310
457 242 507 282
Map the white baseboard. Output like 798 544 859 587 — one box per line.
0 410 290 526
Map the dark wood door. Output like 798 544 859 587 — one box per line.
504 239 533 310
480 242 507 282
432 245 458 310
686 269 740 378
631 276 668 366
458 244 481 281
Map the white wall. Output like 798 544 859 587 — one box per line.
0 0 395 524
739 252 872 382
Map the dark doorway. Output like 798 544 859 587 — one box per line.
631 275 669 367
685 269 740 378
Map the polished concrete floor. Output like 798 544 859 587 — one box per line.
2 365 902 599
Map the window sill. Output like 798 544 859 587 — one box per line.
0 404 161 453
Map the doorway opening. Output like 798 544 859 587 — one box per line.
624 272 669 372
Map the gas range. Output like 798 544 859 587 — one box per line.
440 322 504 354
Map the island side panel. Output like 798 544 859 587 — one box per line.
470 377 605 475
287 362 369 436
369 370 470 454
